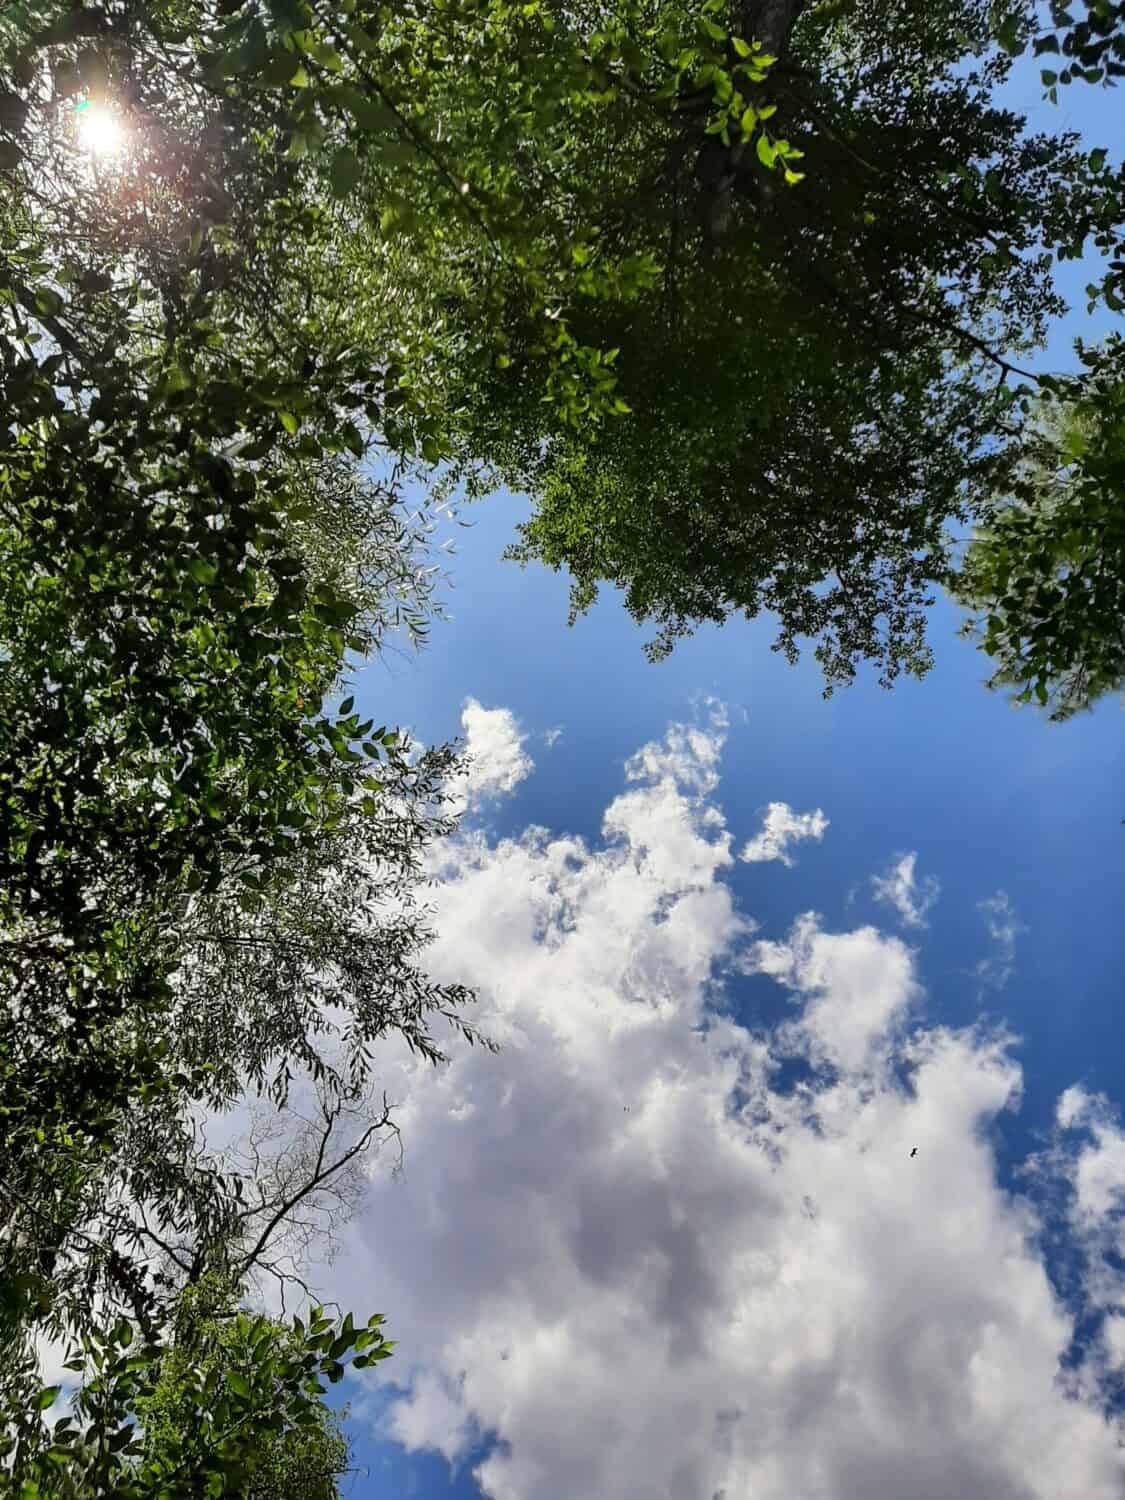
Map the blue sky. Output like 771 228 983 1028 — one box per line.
308 52 1124 1500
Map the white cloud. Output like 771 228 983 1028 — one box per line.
1102 1315 1125 1372
542 727 563 750
1017 1089 1125 1376
871 852 940 929
975 891 1026 993
738 802 829 868
1054 1085 1125 1246
746 914 921 1076
313 708 1125 1500
1058 1085 1092 1132
451 699 534 816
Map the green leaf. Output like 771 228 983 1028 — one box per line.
33 287 63 318
329 148 363 196
755 135 777 168
279 411 302 434
995 12 1022 54
187 558 218 585
226 1370 252 1399
37 1386 61 1410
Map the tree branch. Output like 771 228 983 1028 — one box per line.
233 1093 397 1280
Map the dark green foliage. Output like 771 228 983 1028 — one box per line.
995 0 1125 92
3 0 1117 713
0 0 484 1377
1 1274 393 1498
952 337 1125 718
432 0 1086 690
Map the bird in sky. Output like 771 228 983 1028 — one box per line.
910 1146 918 1158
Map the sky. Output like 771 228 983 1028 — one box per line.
294 47 1125 1500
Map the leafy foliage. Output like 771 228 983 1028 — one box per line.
1 1274 393 1498
165 754 491 1112
4 0 1120 724
2 0 1124 1473
428 0 1088 690
0 0 486 1360
952 337 1125 719
994 0 1125 92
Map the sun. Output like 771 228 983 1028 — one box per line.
75 101 126 158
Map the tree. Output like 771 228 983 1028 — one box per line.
951 335 1125 718
1 1272 393 1498
7 0 1120 713
933 1 1125 720
994 0 1125 98
135 1279 362 1500
0 0 486 1352
160 736 490 1114
220 0 1116 702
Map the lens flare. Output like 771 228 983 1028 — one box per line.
75 101 125 157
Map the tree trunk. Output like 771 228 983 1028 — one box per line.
695 0 808 244
741 0 808 57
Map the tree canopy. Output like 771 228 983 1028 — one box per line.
122 0 1114 705
2 0 1124 1486
3 1273 392 1498
5 0 1121 707
952 334 1125 718
0 0 487 1434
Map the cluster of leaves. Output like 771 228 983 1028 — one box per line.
2 1274 393 1498
398 0 1124 708
6 0 1114 735
991 0 1125 315
0 0 491 1388
183 0 819 432
952 337 1125 719
994 0 1125 91
426 0 1093 690
934 0 1125 721
163 744 492 1115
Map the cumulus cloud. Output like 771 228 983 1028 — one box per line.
871 852 940 929
1103 1314 1125 1372
314 707 1125 1500
746 913 921 1075
1051 1085 1125 1269
451 699 534 816
738 802 829 867
975 891 1026 993
1013 1087 1125 1403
